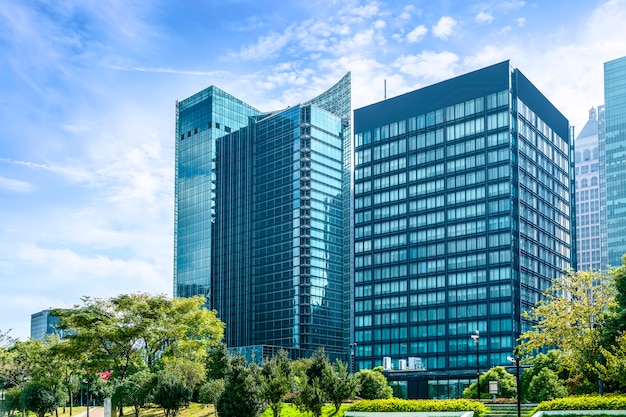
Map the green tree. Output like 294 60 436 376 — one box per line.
520 350 564 401
205 343 230 381
354 369 392 400
198 378 224 415
294 374 325 417
4 387 22 417
53 294 224 414
527 368 567 402
112 370 155 417
259 351 294 417
321 360 357 413
519 269 616 389
153 370 192 417
21 383 58 417
604 255 626 343
463 366 517 399
599 332 626 389
216 357 265 417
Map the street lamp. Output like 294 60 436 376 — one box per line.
82 380 90 417
471 330 480 401
507 355 521 417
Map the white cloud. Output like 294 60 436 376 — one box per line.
230 31 291 61
517 17 526 27
0 176 34 193
476 12 494 24
406 25 428 43
432 16 457 40
374 19 386 29
394 50 459 82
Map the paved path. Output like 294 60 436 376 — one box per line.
72 407 104 417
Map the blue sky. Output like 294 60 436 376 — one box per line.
1 0 625 341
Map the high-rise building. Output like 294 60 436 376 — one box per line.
574 108 603 271
352 61 574 398
604 56 626 267
30 309 63 340
174 74 351 359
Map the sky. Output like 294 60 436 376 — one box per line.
1 0 625 341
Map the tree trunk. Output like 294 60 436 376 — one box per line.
69 391 73 416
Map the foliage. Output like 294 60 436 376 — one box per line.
520 350 564 401
598 331 626 390
293 374 325 417
259 350 294 417
163 356 205 392
21 382 59 417
348 398 487 417
320 360 357 413
260 403 350 417
519 269 617 389
216 357 266 417
527 368 567 402
205 343 230 381
354 369 392 400
53 294 224 383
152 370 192 417
198 378 225 405
112 370 155 417
603 255 626 344
4 386 23 417
463 366 517 399
532 394 626 413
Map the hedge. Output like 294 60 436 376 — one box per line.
348 398 487 417
533 395 626 414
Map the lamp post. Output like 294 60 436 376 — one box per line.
507 355 521 417
82 380 90 417
471 330 480 401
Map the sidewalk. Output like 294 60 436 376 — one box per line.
72 407 104 417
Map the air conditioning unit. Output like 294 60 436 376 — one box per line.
383 356 392 370
408 357 425 370
399 359 407 370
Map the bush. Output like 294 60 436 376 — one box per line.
152 370 192 417
354 369 392 400
348 398 487 417
527 368 567 402
21 383 59 417
216 357 266 417
463 366 517 399
532 394 626 414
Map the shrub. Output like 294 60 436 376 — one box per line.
21 382 59 417
153 370 192 417
348 398 487 417
463 366 517 399
527 368 567 402
354 369 392 400
532 394 626 414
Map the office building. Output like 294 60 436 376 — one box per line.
574 107 603 271
604 56 626 267
30 309 63 340
174 74 351 359
353 61 574 398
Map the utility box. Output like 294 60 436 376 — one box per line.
489 380 500 395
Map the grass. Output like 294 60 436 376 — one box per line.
259 403 350 417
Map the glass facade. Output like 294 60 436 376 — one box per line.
30 309 63 340
353 61 573 396
175 75 351 358
174 87 263 301
604 56 626 267
574 108 603 271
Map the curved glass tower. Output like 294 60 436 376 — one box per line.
174 75 351 359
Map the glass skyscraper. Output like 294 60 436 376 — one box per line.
174 75 351 359
352 61 573 398
604 56 626 267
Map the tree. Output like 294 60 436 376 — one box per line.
321 360 357 413
0 331 16 349
53 294 224 414
519 269 617 388
259 351 294 417
527 368 567 402
604 255 626 343
463 366 517 399
198 379 224 415
205 343 229 381
216 357 265 417
520 350 565 401
599 332 626 389
4 387 22 417
112 370 155 417
294 348 329 417
21 383 58 417
153 370 192 417
355 369 392 400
